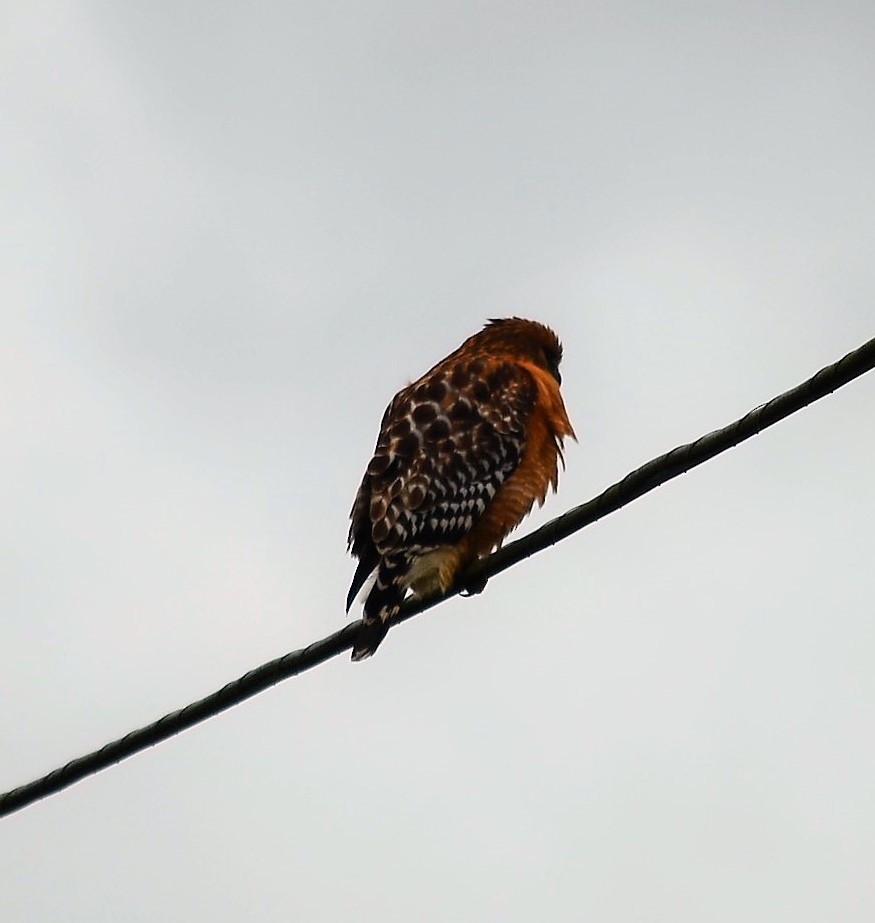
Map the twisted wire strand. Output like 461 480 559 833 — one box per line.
2 334 874 819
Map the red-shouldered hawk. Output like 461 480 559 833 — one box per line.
347 318 575 660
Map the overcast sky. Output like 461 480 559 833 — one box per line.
2 2 875 920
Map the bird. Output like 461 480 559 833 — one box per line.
346 317 575 660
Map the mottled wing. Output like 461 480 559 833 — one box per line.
346 358 536 607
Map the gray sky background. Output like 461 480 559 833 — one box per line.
2 2 874 920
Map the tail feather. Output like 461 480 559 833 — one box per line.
351 558 405 661
346 547 379 612
351 619 390 662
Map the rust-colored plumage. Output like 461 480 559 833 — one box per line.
347 318 575 659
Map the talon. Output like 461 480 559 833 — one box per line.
460 573 489 597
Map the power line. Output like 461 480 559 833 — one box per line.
2 334 874 819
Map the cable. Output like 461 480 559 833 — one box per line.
2 333 874 819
